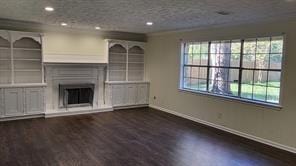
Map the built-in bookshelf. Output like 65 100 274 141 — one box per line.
109 44 127 81
0 34 11 84
107 40 145 82
128 46 144 81
13 37 42 83
0 31 43 85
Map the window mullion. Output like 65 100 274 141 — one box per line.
206 42 211 92
190 43 194 88
265 37 272 101
227 41 232 93
238 40 244 97
252 39 258 99
182 43 186 88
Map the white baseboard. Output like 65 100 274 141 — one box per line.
113 104 149 110
45 107 113 118
0 114 44 122
0 105 147 121
149 104 296 154
0 107 114 121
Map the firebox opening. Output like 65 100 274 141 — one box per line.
59 84 95 108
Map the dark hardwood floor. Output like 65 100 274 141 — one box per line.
0 107 295 166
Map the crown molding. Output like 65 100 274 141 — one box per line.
0 18 147 42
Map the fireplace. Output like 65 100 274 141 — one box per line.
59 84 95 108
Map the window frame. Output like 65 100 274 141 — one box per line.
179 34 286 109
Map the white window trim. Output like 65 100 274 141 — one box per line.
178 34 286 109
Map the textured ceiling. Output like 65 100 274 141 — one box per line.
0 0 295 34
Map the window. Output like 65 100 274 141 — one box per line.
181 36 284 106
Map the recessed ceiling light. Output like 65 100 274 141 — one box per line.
146 22 153 26
61 22 67 26
95 26 101 30
216 11 231 16
45 6 54 12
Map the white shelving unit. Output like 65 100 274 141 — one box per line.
128 46 145 81
13 36 43 84
108 44 127 81
105 39 149 108
0 30 45 120
0 31 11 84
107 40 145 82
0 31 44 85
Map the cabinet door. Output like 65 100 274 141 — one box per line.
25 88 44 114
137 84 149 105
4 88 24 116
0 89 3 116
126 84 137 105
111 85 126 106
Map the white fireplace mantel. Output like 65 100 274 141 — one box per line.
44 63 112 117
44 54 107 64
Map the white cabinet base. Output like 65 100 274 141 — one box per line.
4 88 24 116
106 82 149 108
0 82 149 121
0 86 45 121
25 88 44 114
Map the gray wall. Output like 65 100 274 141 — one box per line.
145 20 296 150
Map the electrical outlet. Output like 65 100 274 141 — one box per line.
218 113 223 119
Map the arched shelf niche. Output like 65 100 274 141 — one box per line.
108 44 128 81
109 44 127 53
0 36 11 84
128 46 144 54
13 37 41 49
0 36 10 48
13 37 42 84
127 46 144 81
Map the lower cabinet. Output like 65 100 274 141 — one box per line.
25 88 44 114
0 89 3 116
136 84 149 105
111 84 127 107
126 84 138 105
4 88 24 116
0 87 44 118
107 82 149 107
